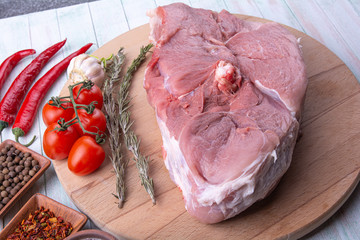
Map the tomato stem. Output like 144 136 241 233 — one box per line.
48 97 73 109
74 81 94 100
61 117 78 128
67 81 106 144
75 103 97 114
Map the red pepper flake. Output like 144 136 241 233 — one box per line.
6 206 73 240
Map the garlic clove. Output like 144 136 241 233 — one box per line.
67 54 105 86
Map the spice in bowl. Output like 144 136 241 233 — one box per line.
0 144 40 210
6 206 73 239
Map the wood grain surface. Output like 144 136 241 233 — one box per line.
51 15 360 240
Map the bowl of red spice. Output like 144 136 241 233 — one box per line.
0 193 88 239
0 139 51 218
65 229 118 240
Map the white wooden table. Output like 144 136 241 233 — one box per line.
0 0 359 239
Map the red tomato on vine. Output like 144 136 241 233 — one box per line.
72 83 103 109
72 108 107 138
42 100 74 127
43 122 80 160
68 136 105 176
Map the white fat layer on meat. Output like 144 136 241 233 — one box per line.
297 37 303 54
271 149 278 163
157 111 299 219
156 115 192 195
255 80 296 117
163 73 170 92
197 154 264 206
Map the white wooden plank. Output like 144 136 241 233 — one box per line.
189 0 227 12
89 0 129 47
224 0 263 17
1 8 63 228
0 15 32 138
346 188 360 239
0 14 32 230
348 0 360 15
254 0 304 31
303 217 343 239
57 4 98 52
331 186 360 240
155 0 191 7
27 9 64 213
316 0 360 61
19 8 63 212
285 0 360 81
0 16 33 229
21 9 63 159
46 3 99 230
121 0 157 29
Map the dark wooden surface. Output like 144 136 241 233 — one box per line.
0 0 98 19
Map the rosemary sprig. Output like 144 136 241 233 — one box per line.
118 43 156 204
102 49 128 208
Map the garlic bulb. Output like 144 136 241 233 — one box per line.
67 54 105 85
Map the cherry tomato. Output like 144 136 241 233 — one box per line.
43 123 80 160
42 100 74 127
73 108 107 139
73 83 103 109
68 136 105 176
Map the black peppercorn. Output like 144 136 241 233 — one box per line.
15 165 23 173
13 177 19 184
1 190 8 198
31 160 39 167
14 156 20 164
2 180 9 188
33 165 41 171
29 170 36 177
2 197 10 204
10 188 17 196
24 175 31 182
22 169 29 176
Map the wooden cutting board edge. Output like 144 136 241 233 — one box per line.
290 170 360 240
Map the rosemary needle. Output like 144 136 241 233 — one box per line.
102 49 128 208
118 43 156 204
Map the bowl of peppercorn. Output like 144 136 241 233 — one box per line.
0 193 88 239
0 139 51 218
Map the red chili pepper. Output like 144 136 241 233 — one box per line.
0 49 36 92
12 43 93 146
0 39 66 134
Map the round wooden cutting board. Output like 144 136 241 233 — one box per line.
52 15 360 240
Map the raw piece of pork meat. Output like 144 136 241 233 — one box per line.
144 3 307 224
